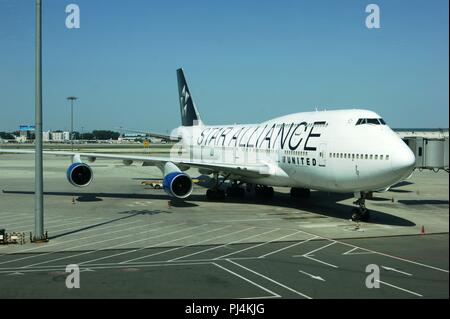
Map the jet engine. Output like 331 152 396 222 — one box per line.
66 162 93 187
162 162 193 199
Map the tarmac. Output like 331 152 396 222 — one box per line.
0 153 448 298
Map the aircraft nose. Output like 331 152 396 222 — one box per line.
391 144 416 178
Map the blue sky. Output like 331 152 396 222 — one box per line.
0 0 448 132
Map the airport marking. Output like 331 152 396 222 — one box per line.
117 225 234 263
117 224 224 264
303 255 339 268
78 225 252 265
56 223 189 266
342 247 373 255
0 219 157 265
213 229 306 260
0 261 213 274
301 241 337 257
21 222 196 268
377 280 423 297
8 217 102 233
337 241 449 274
212 262 281 298
258 236 319 258
227 259 312 299
210 218 283 223
168 228 279 262
298 270 325 282
381 266 413 277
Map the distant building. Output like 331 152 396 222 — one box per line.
43 131 51 142
15 135 27 143
51 131 70 142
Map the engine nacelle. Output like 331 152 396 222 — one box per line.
163 171 193 199
66 162 93 187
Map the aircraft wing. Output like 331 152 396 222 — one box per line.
0 149 271 179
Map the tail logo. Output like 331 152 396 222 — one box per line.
181 85 190 117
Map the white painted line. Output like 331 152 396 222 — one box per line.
82 227 258 266
381 266 413 277
240 296 281 300
303 255 339 269
337 241 449 274
48 219 111 235
302 241 337 257
210 218 282 223
227 259 312 299
0 218 144 257
298 270 325 281
13 218 100 233
79 225 251 266
0 219 150 264
115 224 213 264
214 229 306 260
3 215 92 229
21 222 194 268
0 214 31 224
151 228 280 263
258 236 319 258
283 225 449 274
169 228 279 262
0 261 212 274
377 280 423 297
213 263 280 298
119 225 232 264
342 247 373 255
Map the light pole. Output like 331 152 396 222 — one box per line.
67 96 77 151
34 0 45 242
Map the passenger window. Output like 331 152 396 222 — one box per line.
386 155 390 160
375 155 378 160
365 154 368 160
370 155 373 160
356 154 359 159
380 155 383 160
352 154 355 159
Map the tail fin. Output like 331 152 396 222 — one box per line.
177 68 203 126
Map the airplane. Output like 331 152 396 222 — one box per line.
0 68 415 222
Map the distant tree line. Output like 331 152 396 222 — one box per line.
0 132 15 139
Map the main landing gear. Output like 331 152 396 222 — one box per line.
255 185 274 198
351 192 371 222
290 187 311 198
206 173 226 200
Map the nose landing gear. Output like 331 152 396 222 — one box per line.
351 192 371 222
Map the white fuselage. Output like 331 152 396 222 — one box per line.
172 109 415 193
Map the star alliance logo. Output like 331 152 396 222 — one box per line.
181 85 190 117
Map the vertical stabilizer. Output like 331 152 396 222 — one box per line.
177 68 203 126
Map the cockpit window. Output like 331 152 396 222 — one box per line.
355 118 386 125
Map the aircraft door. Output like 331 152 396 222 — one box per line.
318 143 327 167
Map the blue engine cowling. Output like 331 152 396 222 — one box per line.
66 162 93 187
163 172 193 199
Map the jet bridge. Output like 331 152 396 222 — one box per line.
403 137 449 172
